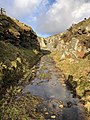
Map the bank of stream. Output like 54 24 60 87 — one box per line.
23 55 86 120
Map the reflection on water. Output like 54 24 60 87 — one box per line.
23 55 86 120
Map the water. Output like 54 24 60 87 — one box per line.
23 55 86 120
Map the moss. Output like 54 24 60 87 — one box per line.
1 94 44 120
0 40 43 89
76 86 85 97
0 45 43 119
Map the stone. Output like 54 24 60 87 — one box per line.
11 61 17 68
16 57 21 63
76 50 85 58
0 22 2 26
86 26 90 32
51 115 56 119
66 101 72 107
59 104 64 108
71 38 79 50
45 112 49 115
38 37 46 48
85 102 90 112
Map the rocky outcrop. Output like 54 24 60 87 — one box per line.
45 33 62 50
0 15 40 50
38 37 47 49
45 18 90 61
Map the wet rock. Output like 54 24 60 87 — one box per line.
66 101 72 108
51 115 56 119
45 112 49 115
59 104 64 108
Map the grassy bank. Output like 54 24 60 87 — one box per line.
0 14 44 119
51 51 90 117
0 41 44 120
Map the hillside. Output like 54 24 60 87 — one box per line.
45 17 90 117
0 14 44 119
0 14 43 87
0 15 41 49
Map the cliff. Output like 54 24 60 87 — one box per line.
0 15 40 49
45 18 90 59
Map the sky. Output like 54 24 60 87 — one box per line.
0 0 90 37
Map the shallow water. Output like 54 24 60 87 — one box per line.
23 55 86 120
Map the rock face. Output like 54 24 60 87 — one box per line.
45 17 90 60
0 15 40 50
45 33 62 50
38 37 47 49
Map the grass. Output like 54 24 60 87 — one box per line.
0 14 44 120
1 93 44 120
51 51 90 116
52 50 90 80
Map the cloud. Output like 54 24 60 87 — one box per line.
0 0 90 36
11 0 44 17
34 0 90 35
72 3 90 22
0 0 47 17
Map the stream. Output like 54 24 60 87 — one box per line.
23 55 86 120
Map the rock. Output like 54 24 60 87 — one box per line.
0 14 40 50
0 22 2 26
71 38 79 50
11 61 17 68
86 26 90 32
45 112 49 115
38 37 46 49
16 57 21 63
51 115 56 119
76 50 85 58
59 104 64 108
85 102 90 112
66 101 72 107
62 83 66 86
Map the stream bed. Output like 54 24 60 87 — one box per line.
23 55 86 120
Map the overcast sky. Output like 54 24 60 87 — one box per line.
0 0 90 37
